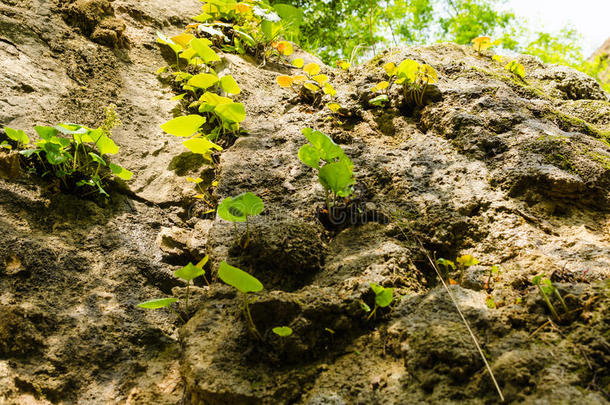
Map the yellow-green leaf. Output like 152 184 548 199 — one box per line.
160 115 206 137
303 62 320 76
220 75 240 95
292 58 304 68
188 73 219 89
312 74 329 85
190 38 220 63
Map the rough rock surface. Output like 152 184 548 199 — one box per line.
1 1 610 404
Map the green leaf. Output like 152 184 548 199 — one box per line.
41 142 67 165
217 192 264 223
88 152 106 166
188 73 219 89
220 75 240 95
396 59 419 82
4 127 29 145
369 94 389 106
156 32 182 54
90 130 119 155
182 137 222 157
532 273 543 285
436 258 456 271
34 126 58 141
138 297 178 309
215 102 246 123
160 115 206 137
375 288 394 308
109 163 133 180
217 261 263 294
190 38 221 63
174 262 205 281
456 255 479 268
298 144 321 169
301 128 343 162
272 326 293 337
318 161 355 195
360 300 371 313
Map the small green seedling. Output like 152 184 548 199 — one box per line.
532 273 568 320
218 261 264 339
174 256 208 314
138 258 208 322
298 128 354 209
365 282 394 320
436 258 456 281
471 36 492 56
505 60 525 79
272 326 293 337
277 61 337 105
371 59 438 107
456 254 479 284
485 264 501 290
217 191 264 246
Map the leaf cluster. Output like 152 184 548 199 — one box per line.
2 107 131 197
298 128 354 208
277 60 337 105
371 59 437 107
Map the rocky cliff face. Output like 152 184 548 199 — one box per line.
591 37 610 84
1 1 609 404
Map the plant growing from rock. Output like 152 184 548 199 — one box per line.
138 258 208 322
160 114 223 160
276 61 337 105
217 191 264 246
371 59 437 107
456 254 479 284
218 260 264 339
272 326 293 337
532 273 568 321
3 106 131 197
363 282 394 320
298 128 354 209
485 264 501 290
505 60 525 79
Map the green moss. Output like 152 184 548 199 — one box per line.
468 65 550 100
587 152 610 170
545 109 610 142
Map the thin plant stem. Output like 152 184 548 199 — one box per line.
392 220 505 402
537 285 561 320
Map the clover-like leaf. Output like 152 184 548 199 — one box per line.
218 261 263 294
160 115 206 137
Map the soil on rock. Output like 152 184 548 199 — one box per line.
1 1 610 404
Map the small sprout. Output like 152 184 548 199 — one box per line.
3 127 30 149
531 273 565 321
336 60 350 70
492 54 503 64
324 327 335 334
138 297 184 323
217 191 264 246
485 264 501 290
366 282 394 320
218 261 263 339
272 326 293 337
505 60 525 79
472 36 492 55
375 59 438 107
174 260 207 314
436 258 456 280
457 254 479 283
486 295 496 309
